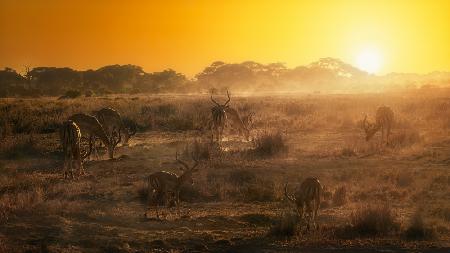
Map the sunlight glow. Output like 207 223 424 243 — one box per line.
356 49 382 74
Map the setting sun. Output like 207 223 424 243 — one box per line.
356 49 382 74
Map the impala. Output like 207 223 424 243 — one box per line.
59 120 92 178
285 177 322 230
94 107 136 146
362 106 394 144
210 90 230 143
68 113 120 159
225 107 253 141
146 152 199 219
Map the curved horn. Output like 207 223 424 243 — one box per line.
284 183 296 203
190 152 199 171
113 130 121 147
210 95 220 106
81 138 93 159
362 114 369 132
175 152 190 171
224 90 231 106
127 120 137 136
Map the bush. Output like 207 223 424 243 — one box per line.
388 129 421 148
396 172 414 188
59 89 81 99
404 211 436 240
252 131 288 157
134 180 148 204
332 186 347 206
0 136 44 159
85 89 94 97
229 169 256 186
350 204 399 236
269 210 299 238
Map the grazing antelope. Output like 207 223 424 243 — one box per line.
362 106 394 144
94 107 136 146
285 177 322 230
210 90 230 143
68 113 120 159
146 152 199 219
225 107 253 141
59 120 92 178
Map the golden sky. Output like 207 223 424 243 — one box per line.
0 0 449 76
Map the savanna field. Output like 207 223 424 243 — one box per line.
0 89 449 252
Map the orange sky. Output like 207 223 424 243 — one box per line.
1 0 449 76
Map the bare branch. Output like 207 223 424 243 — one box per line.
175 152 190 171
224 90 231 106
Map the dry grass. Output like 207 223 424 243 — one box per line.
404 211 437 240
0 91 449 252
251 131 288 158
350 204 400 236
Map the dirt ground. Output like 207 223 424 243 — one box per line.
0 93 449 252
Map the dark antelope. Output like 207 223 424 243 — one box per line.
285 177 322 230
146 152 200 219
59 120 92 179
210 90 231 142
69 113 121 159
362 106 394 144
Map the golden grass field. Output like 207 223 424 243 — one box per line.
0 89 449 252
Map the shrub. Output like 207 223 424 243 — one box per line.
190 140 213 160
241 179 276 202
350 204 399 236
340 147 356 157
252 131 288 157
388 129 421 148
396 172 414 188
332 186 347 206
0 136 44 159
59 89 81 99
85 89 94 97
404 211 436 240
229 169 256 186
269 210 299 238
134 180 148 204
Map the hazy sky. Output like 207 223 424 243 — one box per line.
1 0 449 76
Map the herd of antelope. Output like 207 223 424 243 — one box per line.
59 91 395 229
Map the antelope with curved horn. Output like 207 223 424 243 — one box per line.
210 90 231 142
225 108 254 141
146 152 200 219
59 120 92 179
68 113 121 159
285 177 322 231
94 107 137 146
362 106 394 144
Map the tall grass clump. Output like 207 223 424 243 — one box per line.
350 204 400 236
0 135 44 159
252 131 288 157
269 210 299 238
404 211 436 240
332 186 347 206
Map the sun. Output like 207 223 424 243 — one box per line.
356 49 382 74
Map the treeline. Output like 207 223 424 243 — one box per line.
0 65 192 97
1 58 449 97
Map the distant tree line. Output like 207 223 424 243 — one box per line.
1 58 449 97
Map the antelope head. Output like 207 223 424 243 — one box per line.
242 112 255 141
122 118 137 145
108 129 121 159
210 90 231 114
362 115 378 141
175 152 200 186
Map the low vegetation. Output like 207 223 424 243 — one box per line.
0 92 448 252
